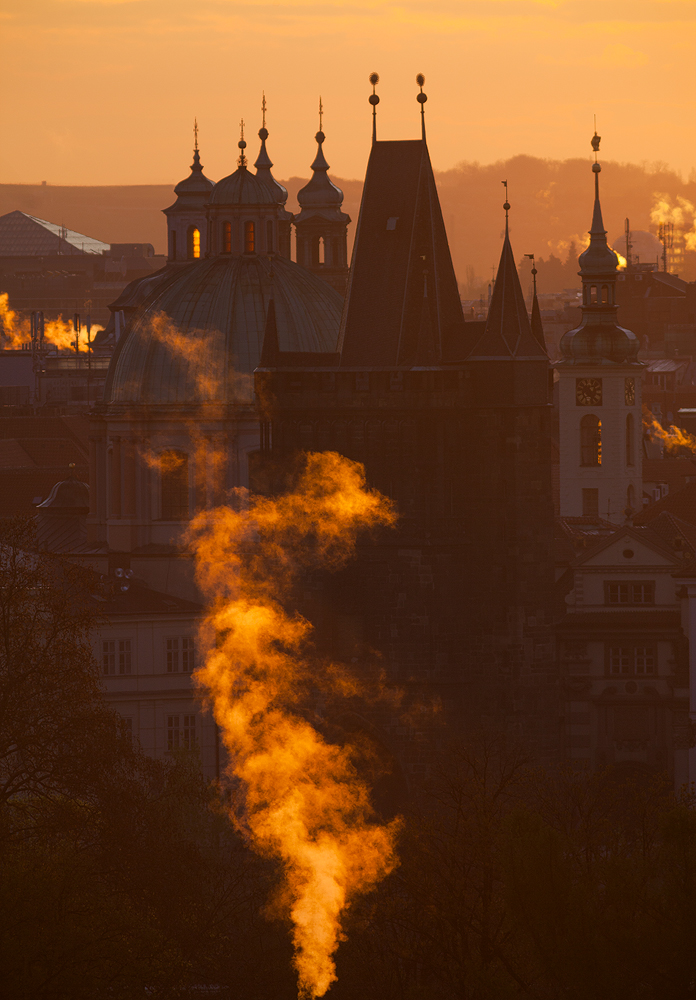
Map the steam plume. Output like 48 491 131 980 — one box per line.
643 406 696 454
187 452 399 998
0 292 102 350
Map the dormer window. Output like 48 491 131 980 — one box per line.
222 221 232 254
244 221 255 254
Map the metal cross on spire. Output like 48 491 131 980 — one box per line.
318 96 323 133
262 92 267 129
193 117 199 151
502 179 510 231
238 118 247 166
524 253 538 296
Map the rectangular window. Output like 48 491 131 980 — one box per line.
103 639 132 675
167 713 196 750
166 636 195 673
608 646 656 676
605 581 655 606
582 488 599 517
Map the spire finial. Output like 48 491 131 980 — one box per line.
524 253 538 296
502 179 510 234
590 123 603 217
319 96 323 133
262 92 267 130
193 117 199 152
238 118 247 167
416 73 427 141
369 72 380 144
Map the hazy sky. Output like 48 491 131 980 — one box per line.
2 0 695 187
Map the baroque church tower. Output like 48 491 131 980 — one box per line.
556 134 643 523
294 103 350 294
163 122 215 263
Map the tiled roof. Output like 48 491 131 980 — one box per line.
89 580 203 616
634 480 696 527
0 210 109 256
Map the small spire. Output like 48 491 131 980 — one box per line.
319 96 323 133
502 179 510 234
416 73 427 141
193 117 199 152
238 118 247 167
369 72 380 144
590 126 604 233
254 98 288 204
525 254 545 351
262 91 267 130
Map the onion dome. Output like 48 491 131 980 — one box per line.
163 129 214 214
36 476 89 513
103 254 342 405
210 129 277 207
560 135 640 365
295 131 348 223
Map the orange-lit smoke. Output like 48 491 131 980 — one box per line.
643 406 696 454
650 193 696 253
0 292 102 350
187 452 399 999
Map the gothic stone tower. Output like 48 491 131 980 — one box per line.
256 102 557 753
556 135 644 524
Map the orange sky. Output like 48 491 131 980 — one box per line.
1 0 695 187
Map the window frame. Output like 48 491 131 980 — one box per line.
606 643 657 677
604 580 655 606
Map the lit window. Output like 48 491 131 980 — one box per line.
102 639 132 675
244 221 255 253
187 226 201 259
222 221 231 254
160 451 189 520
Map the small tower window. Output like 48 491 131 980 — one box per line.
266 220 274 252
187 227 201 260
318 236 325 265
601 285 609 303
581 414 601 466
244 221 255 254
222 221 232 254
626 413 635 466
160 451 189 520
590 285 598 304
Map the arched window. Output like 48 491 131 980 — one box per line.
266 220 274 252
590 285 598 304
187 227 201 260
222 221 232 254
626 413 635 466
244 221 255 253
170 230 177 261
318 236 325 265
581 414 601 466
601 285 609 303
160 451 189 520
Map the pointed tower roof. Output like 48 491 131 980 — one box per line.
560 133 640 365
296 102 349 224
338 139 464 366
253 94 289 205
163 122 215 215
530 288 546 352
469 202 547 361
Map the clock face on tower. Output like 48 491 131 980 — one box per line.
576 377 602 406
625 377 635 405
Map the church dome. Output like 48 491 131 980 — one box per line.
560 321 640 364
209 165 278 207
103 254 342 405
295 131 347 222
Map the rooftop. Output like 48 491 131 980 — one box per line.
0 210 110 257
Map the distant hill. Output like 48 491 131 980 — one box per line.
2 157 694 294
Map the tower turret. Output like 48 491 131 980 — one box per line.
206 117 293 258
294 100 350 294
163 120 215 263
555 133 644 522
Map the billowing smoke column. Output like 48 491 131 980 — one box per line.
644 406 696 454
0 292 102 350
186 452 400 998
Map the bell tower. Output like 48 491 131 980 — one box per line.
555 133 644 523
294 100 350 294
163 120 214 263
